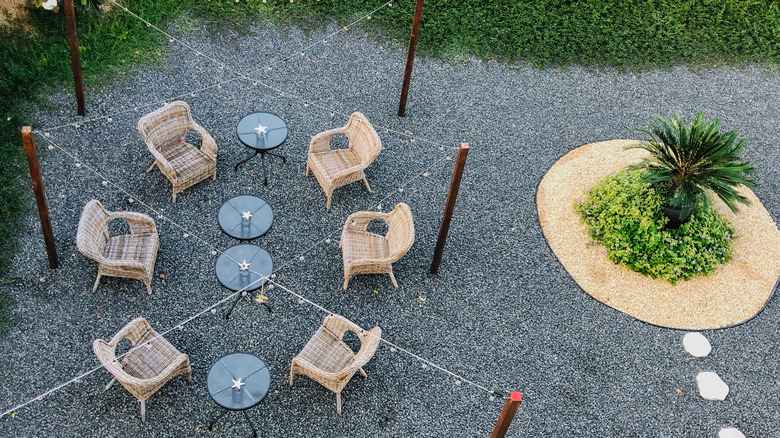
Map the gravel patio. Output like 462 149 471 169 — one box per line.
0 16 779 437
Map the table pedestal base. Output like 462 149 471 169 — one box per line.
225 291 273 320
234 150 287 185
209 408 258 437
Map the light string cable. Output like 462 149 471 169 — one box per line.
0 131 279 420
0 133 492 419
42 0 461 152
271 152 453 274
38 0 394 133
268 279 508 400
109 0 460 151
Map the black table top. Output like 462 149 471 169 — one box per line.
218 195 273 240
236 112 288 151
207 353 270 411
215 244 272 292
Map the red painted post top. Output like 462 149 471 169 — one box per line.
510 392 522 402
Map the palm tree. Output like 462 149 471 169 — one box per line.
627 111 757 221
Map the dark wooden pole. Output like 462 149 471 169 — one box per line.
490 392 522 438
64 0 86 116
22 127 59 269
430 143 469 274
397 0 424 117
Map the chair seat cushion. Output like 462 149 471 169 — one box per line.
297 326 355 374
342 231 389 264
103 234 158 268
310 149 361 182
161 141 214 181
122 329 183 379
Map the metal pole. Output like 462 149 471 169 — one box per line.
64 0 86 116
22 127 59 269
490 392 522 438
430 143 468 274
397 0 424 117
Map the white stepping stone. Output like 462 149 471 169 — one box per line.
696 372 729 401
683 332 712 357
718 428 746 438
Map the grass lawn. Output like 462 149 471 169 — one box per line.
2 0 780 335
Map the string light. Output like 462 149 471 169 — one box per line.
3 0 503 416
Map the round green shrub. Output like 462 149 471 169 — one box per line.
574 170 735 284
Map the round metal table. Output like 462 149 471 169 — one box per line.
207 353 271 437
218 195 273 241
215 244 273 319
235 112 288 185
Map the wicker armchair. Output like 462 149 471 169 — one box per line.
305 112 381 209
340 203 415 289
290 314 382 414
93 317 191 423
76 200 159 295
137 101 217 202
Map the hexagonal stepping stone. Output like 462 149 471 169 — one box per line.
697 372 729 401
683 332 712 357
719 428 746 438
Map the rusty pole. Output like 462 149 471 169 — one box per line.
64 0 86 116
22 127 59 269
430 143 469 274
397 0 424 117
490 392 522 438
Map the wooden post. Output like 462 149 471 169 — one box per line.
22 127 59 269
64 0 86 116
430 143 468 274
490 392 522 438
397 0 424 117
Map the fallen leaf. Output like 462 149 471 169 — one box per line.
194 427 199 431
249 339 255 344
96 314 101 319
418 296 426 302
159 274 165 279
373 290 379 294
675 388 682 394
11 413 15 418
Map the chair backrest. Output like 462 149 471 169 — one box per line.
345 112 381 166
385 203 415 258
76 200 111 262
137 101 193 153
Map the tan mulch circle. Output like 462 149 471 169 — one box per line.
537 139 780 330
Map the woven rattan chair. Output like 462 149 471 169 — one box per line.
137 101 217 202
305 112 381 209
76 200 159 295
290 314 382 414
93 317 191 423
340 203 415 289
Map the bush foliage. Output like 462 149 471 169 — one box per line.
575 170 735 284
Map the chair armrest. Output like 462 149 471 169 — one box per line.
192 122 217 160
110 212 158 235
309 127 347 154
140 137 177 178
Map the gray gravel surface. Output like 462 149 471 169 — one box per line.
1 14 779 438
